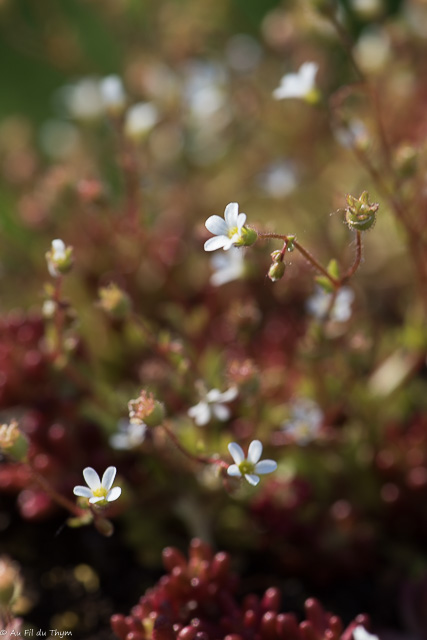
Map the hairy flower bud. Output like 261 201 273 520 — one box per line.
0 421 28 461
345 191 379 231
235 226 258 248
46 239 74 277
98 283 132 319
0 556 22 610
268 252 286 282
128 391 165 427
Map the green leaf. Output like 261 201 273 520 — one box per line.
315 276 335 293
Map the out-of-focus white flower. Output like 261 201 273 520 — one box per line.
354 27 391 74
306 286 354 322
204 203 249 252
273 62 319 103
63 78 104 121
353 626 379 640
210 246 245 286
282 399 323 445
46 239 73 278
184 61 228 122
73 466 121 506
349 0 384 20
42 300 57 318
334 119 368 149
99 75 126 114
188 387 238 426
259 161 298 198
110 419 146 450
227 440 277 486
124 102 158 140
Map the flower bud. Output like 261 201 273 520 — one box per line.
235 226 258 247
394 145 418 180
128 391 165 427
268 260 286 282
98 283 132 319
0 556 22 610
0 421 28 461
345 191 379 231
46 239 74 277
100 75 127 116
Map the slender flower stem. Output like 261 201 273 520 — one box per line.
342 231 362 282
161 422 227 468
51 276 65 362
258 232 340 287
26 461 82 517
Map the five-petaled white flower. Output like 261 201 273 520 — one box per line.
273 62 319 102
353 626 379 640
204 202 247 252
73 466 121 506
281 399 323 445
227 440 277 486
188 387 238 426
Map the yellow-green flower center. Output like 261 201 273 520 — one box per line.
238 461 256 475
227 226 239 239
92 487 108 499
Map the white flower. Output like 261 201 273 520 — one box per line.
188 387 238 426
124 102 158 140
273 62 319 102
46 239 71 278
99 75 126 113
73 466 121 505
353 626 379 640
306 286 354 322
259 160 298 199
110 419 146 450
282 399 323 445
63 78 104 121
210 246 245 286
227 440 277 486
204 203 247 252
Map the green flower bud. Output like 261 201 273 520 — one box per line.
235 226 258 248
394 145 418 180
98 283 132 319
345 191 379 231
128 391 165 428
268 261 286 282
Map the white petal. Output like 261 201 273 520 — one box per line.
212 403 230 421
228 442 244 464
224 202 239 228
52 238 66 253
83 467 100 490
205 215 228 236
248 440 263 464
106 486 122 501
205 389 222 402
73 486 93 498
255 460 277 475
300 62 318 86
236 213 247 232
244 474 260 486
227 464 242 478
102 466 117 490
204 236 229 252
188 402 211 426
216 387 238 402
221 237 236 251
89 496 104 504
110 433 131 450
